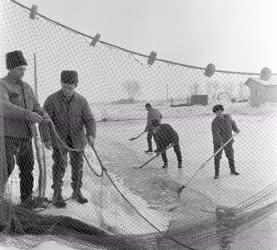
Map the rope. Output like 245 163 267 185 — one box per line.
47 120 105 177
10 0 276 76
43 119 195 249
92 148 196 250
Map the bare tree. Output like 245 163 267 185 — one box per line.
122 80 141 103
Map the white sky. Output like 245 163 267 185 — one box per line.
15 0 277 73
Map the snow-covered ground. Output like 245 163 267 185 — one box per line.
2 102 277 249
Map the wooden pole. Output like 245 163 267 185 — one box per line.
0 93 6 200
34 53 38 99
33 53 44 201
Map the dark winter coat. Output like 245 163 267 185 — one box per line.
212 114 239 145
40 90 96 149
153 123 179 152
0 76 45 138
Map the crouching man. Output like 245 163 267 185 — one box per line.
151 119 182 169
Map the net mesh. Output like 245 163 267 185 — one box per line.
0 0 277 249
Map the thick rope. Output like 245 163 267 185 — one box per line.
45 119 195 249
47 119 104 177
10 0 277 76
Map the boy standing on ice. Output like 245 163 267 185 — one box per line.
212 104 240 179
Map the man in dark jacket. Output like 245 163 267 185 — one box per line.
144 103 162 153
212 104 240 179
40 70 96 208
0 50 46 207
152 119 182 168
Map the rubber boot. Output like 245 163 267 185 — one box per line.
53 190 66 208
162 163 168 168
145 149 153 153
72 190 88 204
228 158 239 175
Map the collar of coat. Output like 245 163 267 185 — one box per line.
58 89 75 103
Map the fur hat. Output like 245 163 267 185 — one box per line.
145 103 151 108
61 70 78 85
6 50 27 70
212 104 224 113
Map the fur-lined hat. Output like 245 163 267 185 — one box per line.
212 104 224 113
61 70 78 85
6 50 27 69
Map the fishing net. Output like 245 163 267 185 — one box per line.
0 1 276 249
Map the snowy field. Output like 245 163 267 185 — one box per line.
2 102 277 250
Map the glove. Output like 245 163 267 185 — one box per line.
44 141 52 150
42 112 51 120
87 135 95 147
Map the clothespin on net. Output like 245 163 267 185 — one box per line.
30 5 38 20
91 33 101 47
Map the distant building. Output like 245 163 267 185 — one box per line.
245 78 277 106
190 95 208 105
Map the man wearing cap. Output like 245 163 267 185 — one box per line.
151 119 182 169
40 70 96 208
144 103 162 153
0 50 46 207
212 104 240 179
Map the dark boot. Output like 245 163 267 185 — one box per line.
53 190 66 208
20 196 37 210
178 161 182 168
228 158 239 175
145 149 153 153
162 163 168 168
72 190 88 204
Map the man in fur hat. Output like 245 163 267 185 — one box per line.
212 104 240 179
0 50 47 208
40 70 96 208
